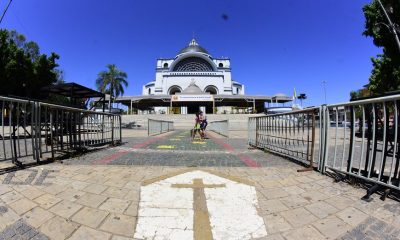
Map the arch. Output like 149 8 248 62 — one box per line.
168 85 182 95
163 63 169 68
169 53 217 72
218 63 223 68
204 85 218 95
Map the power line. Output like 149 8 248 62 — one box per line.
0 0 13 25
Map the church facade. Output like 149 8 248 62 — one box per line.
142 39 244 98
113 38 291 114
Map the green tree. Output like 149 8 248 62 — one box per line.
0 29 60 99
362 0 400 95
96 64 128 110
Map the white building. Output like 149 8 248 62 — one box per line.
142 39 244 97
114 39 291 114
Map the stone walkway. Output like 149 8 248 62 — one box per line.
0 130 398 239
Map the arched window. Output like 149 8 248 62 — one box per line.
148 88 151 95
218 63 223 68
204 86 218 95
168 86 182 95
163 63 168 68
173 57 214 72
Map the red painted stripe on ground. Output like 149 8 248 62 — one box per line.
208 133 261 168
94 132 172 165
132 134 169 149
93 151 129 165
237 153 261 168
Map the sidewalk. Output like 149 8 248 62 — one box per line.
0 130 398 239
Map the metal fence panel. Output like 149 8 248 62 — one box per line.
321 95 400 192
148 119 174 136
248 108 320 168
208 120 229 137
1 96 121 166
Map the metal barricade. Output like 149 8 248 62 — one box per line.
248 108 320 170
208 120 229 137
0 96 122 165
148 119 174 136
320 95 400 194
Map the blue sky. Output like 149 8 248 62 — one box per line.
1 0 380 106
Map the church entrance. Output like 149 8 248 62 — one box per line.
187 105 201 114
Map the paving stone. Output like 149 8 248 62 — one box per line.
39 216 78 240
337 207 369 227
0 191 23 204
102 187 128 199
283 185 306 195
341 216 400 240
259 188 289 200
325 196 354 210
68 226 111 240
100 213 137 237
33 194 62 209
48 200 83 219
71 207 109 228
8 198 37 215
259 199 289 215
282 225 325 240
280 208 318 227
111 235 133 240
99 198 130 214
312 216 351 239
124 202 138 217
264 214 292 234
0 185 13 196
22 207 54 228
69 181 90 190
0 206 20 231
56 188 85 202
20 188 46 200
124 190 139 202
83 184 108 194
305 201 338 219
75 193 108 208
280 195 310 209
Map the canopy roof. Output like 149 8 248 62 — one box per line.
42 82 105 99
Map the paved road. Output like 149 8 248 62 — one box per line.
0 130 397 239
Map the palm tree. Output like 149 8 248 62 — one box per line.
96 64 128 111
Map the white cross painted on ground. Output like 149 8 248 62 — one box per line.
134 170 267 240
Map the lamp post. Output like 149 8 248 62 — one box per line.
376 0 400 52
322 81 327 104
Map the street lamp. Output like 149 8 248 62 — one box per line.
322 81 327 104
376 0 400 52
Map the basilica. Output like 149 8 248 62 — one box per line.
115 38 291 114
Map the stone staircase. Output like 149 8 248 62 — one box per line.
121 114 264 131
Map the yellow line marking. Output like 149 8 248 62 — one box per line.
157 145 175 149
192 141 206 144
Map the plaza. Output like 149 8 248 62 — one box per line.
0 127 398 239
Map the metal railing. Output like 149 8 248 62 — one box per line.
148 119 174 136
1 96 121 165
249 108 319 169
249 94 400 196
208 120 229 137
320 95 400 194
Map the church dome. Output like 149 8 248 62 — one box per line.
178 39 209 55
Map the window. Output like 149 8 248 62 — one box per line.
218 63 223 68
163 63 168 68
173 57 214 72
148 88 151 95
204 86 218 95
168 86 182 95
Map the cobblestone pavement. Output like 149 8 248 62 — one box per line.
0 130 398 239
